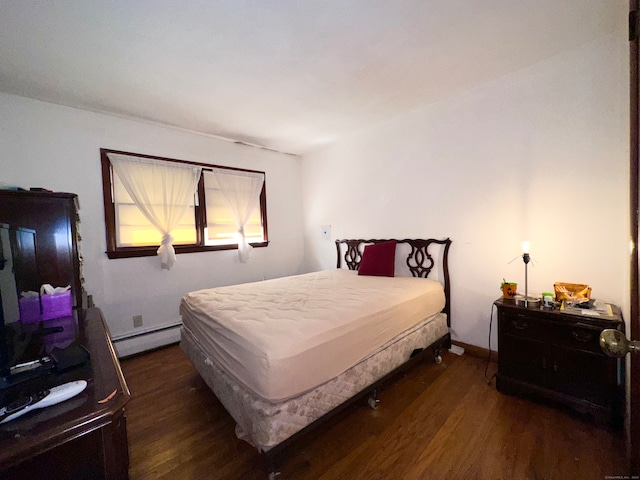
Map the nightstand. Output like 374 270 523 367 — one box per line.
494 298 624 427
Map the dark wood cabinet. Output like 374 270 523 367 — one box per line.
495 298 624 427
0 308 131 479
0 189 83 311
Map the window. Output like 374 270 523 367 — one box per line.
100 149 268 259
202 170 264 246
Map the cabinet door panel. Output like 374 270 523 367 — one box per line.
500 334 547 385
551 348 616 407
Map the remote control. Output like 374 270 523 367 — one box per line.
0 380 87 424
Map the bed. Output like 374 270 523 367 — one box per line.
180 238 452 476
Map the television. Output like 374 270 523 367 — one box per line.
0 224 56 387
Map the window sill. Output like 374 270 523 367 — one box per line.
105 241 269 259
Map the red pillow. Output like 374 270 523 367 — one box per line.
358 241 397 277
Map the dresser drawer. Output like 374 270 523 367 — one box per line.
499 312 550 342
500 311 607 354
552 321 605 354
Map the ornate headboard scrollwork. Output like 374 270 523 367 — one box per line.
339 240 366 271
335 238 452 326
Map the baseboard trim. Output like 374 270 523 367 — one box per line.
119 341 180 361
111 322 182 343
112 323 182 358
452 340 498 363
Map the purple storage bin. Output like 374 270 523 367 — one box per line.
41 290 72 321
19 295 41 323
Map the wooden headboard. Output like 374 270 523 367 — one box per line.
335 238 452 327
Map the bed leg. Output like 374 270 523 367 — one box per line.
367 388 380 409
264 452 281 480
434 348 443 364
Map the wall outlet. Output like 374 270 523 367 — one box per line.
133 314 143 328
321 225 331 240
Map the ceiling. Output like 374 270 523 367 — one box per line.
0 1 620 155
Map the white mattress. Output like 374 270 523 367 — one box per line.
180 269 445 402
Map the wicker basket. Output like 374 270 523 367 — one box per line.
553 282 591 301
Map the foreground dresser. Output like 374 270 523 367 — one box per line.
0 308 131 479
495 298 624 427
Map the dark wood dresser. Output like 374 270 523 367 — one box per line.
495 298 624 427
0 307 131 479
0 189 131 478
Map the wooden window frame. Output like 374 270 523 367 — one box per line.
100 148 269 259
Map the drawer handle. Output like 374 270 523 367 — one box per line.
512 319 528 330
571 330 593 342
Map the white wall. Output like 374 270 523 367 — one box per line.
0 93 305 356
301 30 629 350
0 10 628 356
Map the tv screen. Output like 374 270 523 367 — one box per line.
0 224 42 381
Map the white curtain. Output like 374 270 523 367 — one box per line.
108 153 202 270
208 168 265 263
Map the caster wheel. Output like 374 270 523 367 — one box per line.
368 396 379 409
435 355 443 364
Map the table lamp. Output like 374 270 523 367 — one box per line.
516 241 540 308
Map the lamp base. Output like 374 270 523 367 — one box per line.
515 295 541 309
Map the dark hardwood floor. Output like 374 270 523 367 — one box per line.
121 345 627 479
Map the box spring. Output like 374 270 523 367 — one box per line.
180 311 448 451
